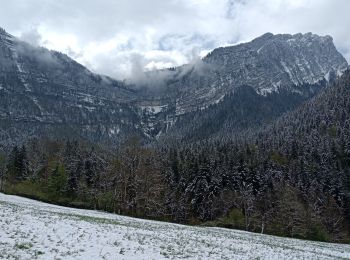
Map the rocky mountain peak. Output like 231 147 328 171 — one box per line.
202 33 347 93
250 32 274 43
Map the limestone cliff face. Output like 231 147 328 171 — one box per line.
146 33 348 116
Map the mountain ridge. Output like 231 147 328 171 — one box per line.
132 32 348 139
0 27 348 146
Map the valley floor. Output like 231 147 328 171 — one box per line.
0 193 350 260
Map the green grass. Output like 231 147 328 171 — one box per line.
15 242 33 250
3 180 90 210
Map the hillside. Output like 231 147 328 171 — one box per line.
1 193 349 260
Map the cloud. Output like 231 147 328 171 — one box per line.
20 28 42 47
0 0 349 81
225 0 350 61
15 43 61 69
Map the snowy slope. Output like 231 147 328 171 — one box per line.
0 193 350 260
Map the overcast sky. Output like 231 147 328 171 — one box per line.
0 0 349 80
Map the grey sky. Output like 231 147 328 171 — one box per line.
0 0 349 80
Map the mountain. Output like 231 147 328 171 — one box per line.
0 28 348 146
140 33 348 141
139 32 347 104
0 28 143 147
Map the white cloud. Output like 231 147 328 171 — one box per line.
19 28 42 47
0 0 349 80
226 0 350 59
